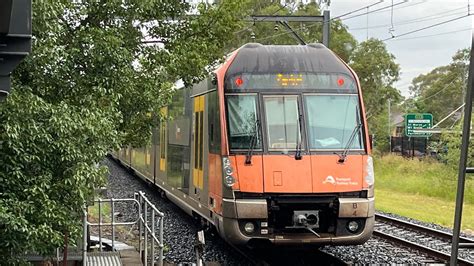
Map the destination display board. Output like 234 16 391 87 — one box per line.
405 113 433 137
226 73 356 91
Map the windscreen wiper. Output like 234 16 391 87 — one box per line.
295 115 303 160
337 122 362 163
245 120 260 165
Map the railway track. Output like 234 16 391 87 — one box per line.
374 213 474 265
231 245 348 266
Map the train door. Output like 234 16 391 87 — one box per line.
261 94 312 193
192 95 205 200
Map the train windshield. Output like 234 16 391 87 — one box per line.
226 95 262 150
263 95 300 150
304 95 363 150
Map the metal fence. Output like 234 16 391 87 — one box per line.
390 136 430 157
83 191 164 266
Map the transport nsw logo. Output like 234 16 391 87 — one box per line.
323 175 358 186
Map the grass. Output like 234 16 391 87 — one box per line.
376 188 474 233
88 200 111 222
375 155 474 232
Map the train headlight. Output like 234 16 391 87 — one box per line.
347 221 359 233
244 222 255 233
224 175 235 187
222 157 235 187
224 167 233 176
365 156 374 187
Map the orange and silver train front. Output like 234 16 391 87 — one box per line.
215 43 374 246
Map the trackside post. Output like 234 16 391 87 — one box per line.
450 20 474 265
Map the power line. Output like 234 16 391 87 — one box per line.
234 3 289 35
420 75 460 101
382 14 471 41
253 20 320 42
349 7 466 31
388 27 471 41
339 0 411 22
330 0 384 21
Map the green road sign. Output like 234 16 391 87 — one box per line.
405 113 433 137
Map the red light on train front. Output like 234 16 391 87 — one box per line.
337 77 345 87
235 76 244 87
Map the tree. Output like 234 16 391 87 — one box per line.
440 122 474 170
409 49 471 168
409 49 468 127
349 38 401 151
0 0 249 262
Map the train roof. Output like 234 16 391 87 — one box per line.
226 43 352 78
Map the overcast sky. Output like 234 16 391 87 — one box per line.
328 0 472 97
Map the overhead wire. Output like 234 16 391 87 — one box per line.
234 3 289 35
330 0 384 21
248 1 470 45
388 27 472 41
420 75 460 101
349 8 467 31
251 0 411 43
382 14 472 41
338 0 412 22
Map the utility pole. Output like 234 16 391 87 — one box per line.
449 18 474 265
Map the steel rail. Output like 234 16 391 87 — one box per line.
375 213 474 244
374 214 474 265
373 230 473 265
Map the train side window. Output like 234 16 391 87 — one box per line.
194 113 199 169
208 91 221 153
199 110 204 170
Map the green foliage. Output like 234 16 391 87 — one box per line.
408 49 468 126
407 49 470 168
1 0 249 262
349 39 401 150
440 122 474 170
349 38 401 116
371 109 390 152
0 89 114 261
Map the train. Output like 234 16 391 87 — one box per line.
112 43 375 246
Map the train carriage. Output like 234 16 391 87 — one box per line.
114 43 375 246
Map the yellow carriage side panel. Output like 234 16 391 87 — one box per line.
160 107 168 172
193 96 205 189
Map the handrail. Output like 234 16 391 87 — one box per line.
82 191 164 266
136 191 164 266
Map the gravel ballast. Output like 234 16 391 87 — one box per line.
103 158 470 264
103 158 250 265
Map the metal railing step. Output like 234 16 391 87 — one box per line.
86 251 122 266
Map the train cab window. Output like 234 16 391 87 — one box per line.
226 95 261 150
263 95 300 150
304 95 363 150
